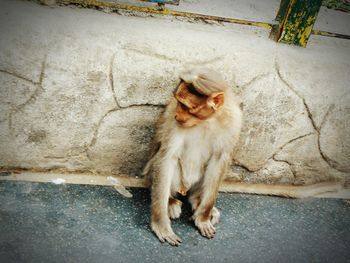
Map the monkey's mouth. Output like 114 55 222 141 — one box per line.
175 120 197 128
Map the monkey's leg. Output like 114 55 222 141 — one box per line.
151 159 182 246
168 197 182 219
189 192 220 225
192 153 227 239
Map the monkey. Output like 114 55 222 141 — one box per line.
143 68 242 246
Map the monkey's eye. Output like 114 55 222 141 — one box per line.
188 106 198 114
179 102 188 111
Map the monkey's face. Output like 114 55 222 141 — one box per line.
174 82 224 128
174 102 204 128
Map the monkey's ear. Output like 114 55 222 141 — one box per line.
207 92 224 110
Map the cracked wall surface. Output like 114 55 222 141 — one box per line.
0 0 349 185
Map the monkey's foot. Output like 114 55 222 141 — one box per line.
151 222 182 246
194 218 216 239
168 198 182 219
211 207 220 226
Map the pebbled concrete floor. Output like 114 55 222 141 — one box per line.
0 181 349 263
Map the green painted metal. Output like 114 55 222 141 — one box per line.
275 0 290 22
322 0 350 12
270 0 323 47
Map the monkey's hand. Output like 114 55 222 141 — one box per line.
193 217 216 239
151 220 182 246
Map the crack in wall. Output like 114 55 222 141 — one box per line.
116 99 167 109
10 85 44 117
123 46 183 63
233 133 313 182
319 104 335 130
38 56 46 85
0 69 38 86
124 103 165 108
86 107 119 155
233 62 343 181
237 72 272 92
84 51 123 159
275 61 345 173
272 156 297 180
232 71 312 175
86 103 164 158
317 105 347 172
272 132 315 158
1 56 47 132
271 133 315 181
109 53 120 108
84 49 166 162
111 50 169 109
123 45 223 66
231 161 254 172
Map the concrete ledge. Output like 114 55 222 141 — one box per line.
1 171 349 199
0 0 349 187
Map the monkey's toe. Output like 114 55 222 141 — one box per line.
151 222 182 246
168 199 182 219
164 234 182 246
195 219 216 239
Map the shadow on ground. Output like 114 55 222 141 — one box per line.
0 181 349 263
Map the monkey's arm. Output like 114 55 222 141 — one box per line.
151 156 182 246
192 152 229 238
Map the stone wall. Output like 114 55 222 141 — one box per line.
0 0 349 185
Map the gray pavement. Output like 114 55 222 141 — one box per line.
0 181 349 263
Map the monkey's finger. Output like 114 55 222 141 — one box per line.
200 224 216 238
209 226 216 237
166 239 180 246
165 235 182 246
204 227 213 238
153 230 166 243
199 228 206 237
171 234 182 243
157 235 165 243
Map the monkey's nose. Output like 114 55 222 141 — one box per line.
175 115 185 124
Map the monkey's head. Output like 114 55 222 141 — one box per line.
174 68 227 128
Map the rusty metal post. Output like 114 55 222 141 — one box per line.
270 0 323 47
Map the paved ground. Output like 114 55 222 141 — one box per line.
0 181 349 263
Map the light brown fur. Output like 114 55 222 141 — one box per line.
143 68 242 246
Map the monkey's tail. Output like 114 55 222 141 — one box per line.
142 157 157 189
219 181 345 198
142 158 154 177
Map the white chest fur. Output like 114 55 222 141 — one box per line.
168 124 214 195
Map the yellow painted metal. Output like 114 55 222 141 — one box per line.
58 0 273 29
312 29 350 40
